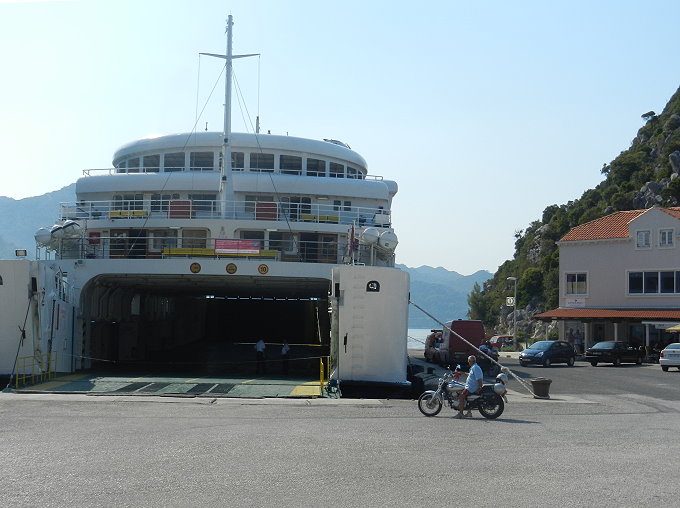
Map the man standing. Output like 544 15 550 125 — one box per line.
574 329 583 355
255 339 266 374
454 355 483 419
281 341 290 375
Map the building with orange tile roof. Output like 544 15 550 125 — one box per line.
533 206 680 353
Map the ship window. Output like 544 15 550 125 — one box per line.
121 194 144 210
150 229 178 252
280 155 302 175
151 194 171 212
164 152 185 172
306 158 326 177
232 151 244 170
250 153 274 171
181 229 208 249
189 193 217 215
143 155 160 173
281 196 311 220
347 166 359 179
190 152 214 171
127 157 140 173
244 195 274 214
241 230 264 248
115 162 126 174
268 232 296 253
329 162 344 178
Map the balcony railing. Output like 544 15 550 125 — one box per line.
60 199 392 227
51 236 394 267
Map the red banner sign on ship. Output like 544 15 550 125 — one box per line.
215 239 260 254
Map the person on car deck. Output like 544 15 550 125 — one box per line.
454 355 483 419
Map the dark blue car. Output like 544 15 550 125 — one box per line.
519 340 576 367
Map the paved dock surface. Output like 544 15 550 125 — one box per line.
1 388 679 508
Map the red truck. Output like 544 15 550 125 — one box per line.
425 319 499 375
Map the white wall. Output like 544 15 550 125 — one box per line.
559 208 680 309
331 266 409 385
0 260 38 375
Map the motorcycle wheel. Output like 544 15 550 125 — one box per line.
478 394 504 419
417 392 443 417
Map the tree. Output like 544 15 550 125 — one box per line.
641 111 656 122
467 282 492 326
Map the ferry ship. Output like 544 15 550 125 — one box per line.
0 16 409 392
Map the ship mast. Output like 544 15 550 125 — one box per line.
201 15 258 217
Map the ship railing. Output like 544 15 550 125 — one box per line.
59 200 392 227
14 352 57 388
50 236 394 266
81 167 385 181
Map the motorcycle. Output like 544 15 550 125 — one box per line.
417 367 506 419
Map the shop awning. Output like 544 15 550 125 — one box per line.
532 308 680 321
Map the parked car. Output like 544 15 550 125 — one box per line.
584 341 643 366
489 335 513 349
519 340 576 367
659 343 680 372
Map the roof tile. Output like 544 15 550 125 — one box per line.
560 207 680 242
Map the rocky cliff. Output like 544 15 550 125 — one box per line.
468 86 680 339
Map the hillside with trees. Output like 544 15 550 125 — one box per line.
468 86 680 339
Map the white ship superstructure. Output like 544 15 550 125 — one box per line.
1 16 407 387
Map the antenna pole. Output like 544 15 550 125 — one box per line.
222 15 234 219
200 16 258 220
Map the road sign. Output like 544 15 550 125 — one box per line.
506 296 515 307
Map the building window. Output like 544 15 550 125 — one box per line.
636 230 651 249
164 152 185 172
644 271 659 293
566 273 587 295
307 158 326 177
280 155 302 175
628 270 680 294
660 229 674 247
189 152 214 171
629 272 643 294
250 153 275 171
660 271 675 293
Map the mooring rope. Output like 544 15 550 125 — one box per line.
408 299 538 398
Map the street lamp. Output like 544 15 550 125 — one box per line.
507 276 518 348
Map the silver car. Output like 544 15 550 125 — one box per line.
659 343 680 372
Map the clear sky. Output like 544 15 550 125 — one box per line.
1 0 679 274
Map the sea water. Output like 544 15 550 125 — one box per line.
407 328 434 350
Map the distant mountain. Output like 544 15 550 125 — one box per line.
397 264 493 329
0 184 76 258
